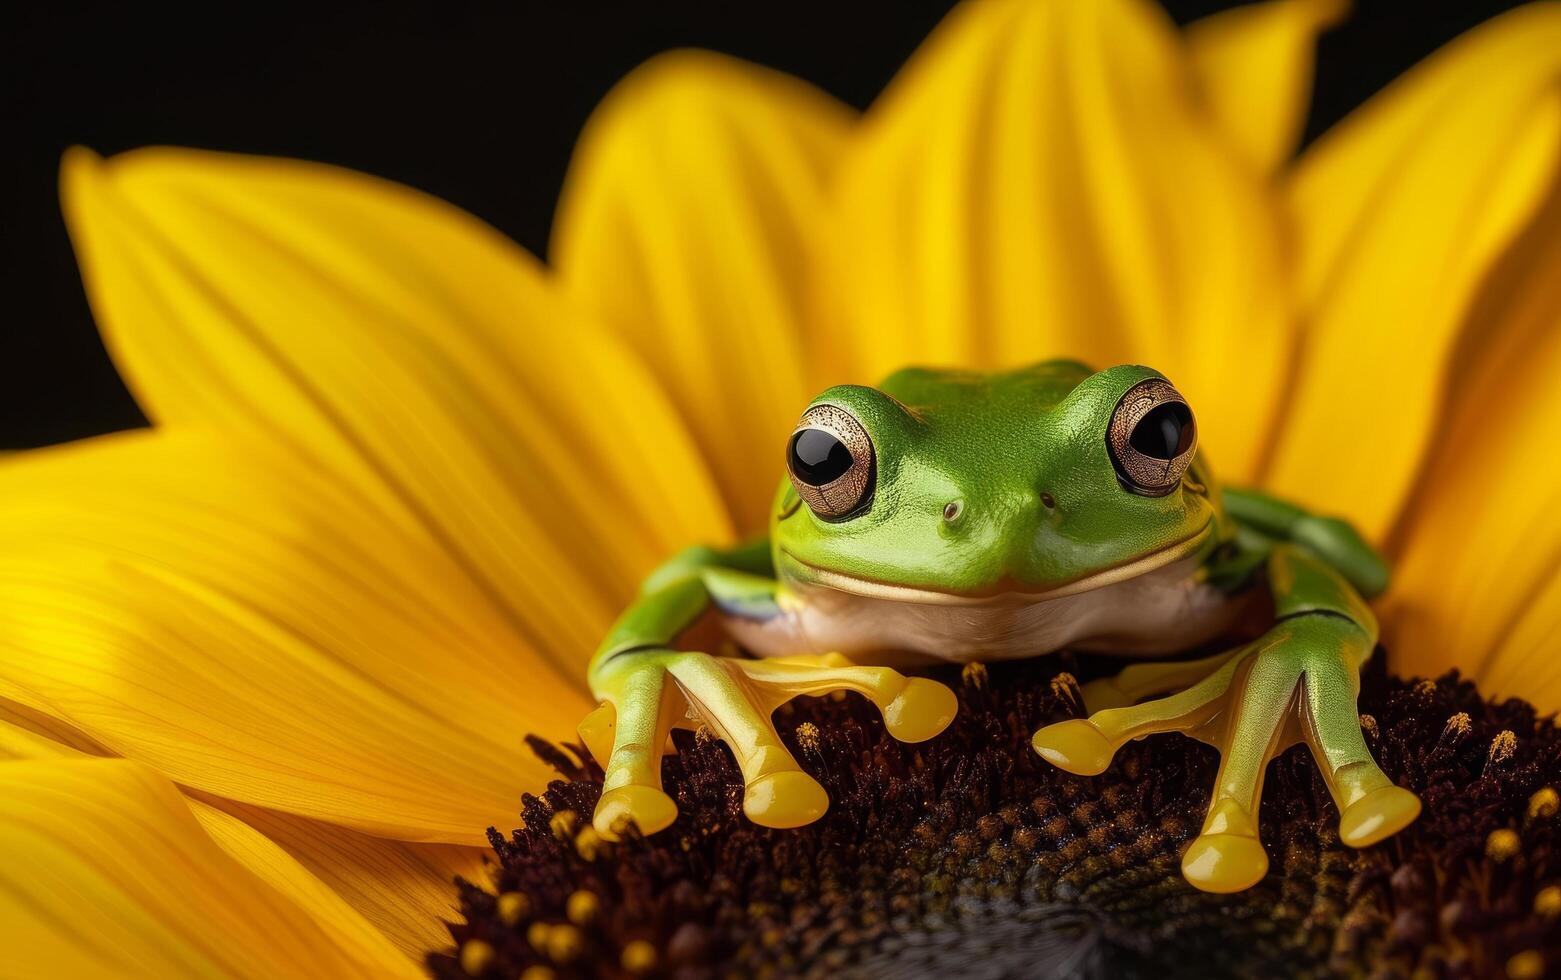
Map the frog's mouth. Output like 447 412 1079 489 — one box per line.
778 521 1217 606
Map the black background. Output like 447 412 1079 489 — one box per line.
0 0 1527 449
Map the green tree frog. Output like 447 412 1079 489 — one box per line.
578 362 1421 893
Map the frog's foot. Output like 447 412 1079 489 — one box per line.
1033 614 1421 893
582 650 957 840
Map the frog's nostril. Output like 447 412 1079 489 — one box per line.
942 499 964 522
1039 491 1057 510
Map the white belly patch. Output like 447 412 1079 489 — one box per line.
720 556 1244 667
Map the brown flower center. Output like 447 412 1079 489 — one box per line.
430 656 1561 979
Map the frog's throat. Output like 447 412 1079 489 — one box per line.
779 521 1216 607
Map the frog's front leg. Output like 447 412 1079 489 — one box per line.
1031 545 1421 893
581 543 957 841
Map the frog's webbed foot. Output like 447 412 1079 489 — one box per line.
581 651 957 840
1032 615 1421 893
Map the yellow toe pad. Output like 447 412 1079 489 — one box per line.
882 678 958 743
744 770 829 828
1031 719 1114 775
1339 785 1422 847
1181 832 1269 893
594 785 678 840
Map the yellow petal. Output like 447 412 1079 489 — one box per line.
1488 575 1561 713
1382 181 1561 709
0 429 587 844
1 697 472 961
1265 4 1561 538
190 796 484 961
62 146 728 656
0 758 416 978
553 51 855 532
825 0 1291 480
1183 0 1347 174
0 697 110 760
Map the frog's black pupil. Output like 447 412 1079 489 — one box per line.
1129 403 1195 460
789 429 853 486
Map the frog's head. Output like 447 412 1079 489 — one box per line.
771 361 1218 602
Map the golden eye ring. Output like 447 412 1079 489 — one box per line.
786 404 875 520
1107 378 1197 497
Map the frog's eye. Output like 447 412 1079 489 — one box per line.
786 404 875 520
1107 378 1197 497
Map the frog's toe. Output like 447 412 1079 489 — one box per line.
1031 719 1114 776
733 656 957 745
883 677 958 742
1080 648 1242 714
744 770 830 828
1079 677 1133 712
594 784 679 840
587 657 684 841
1181 830 1269 894
1180 799 1269 892
1295 658 1424 848
1339 784 1422 847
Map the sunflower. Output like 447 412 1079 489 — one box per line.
3 0 1559 975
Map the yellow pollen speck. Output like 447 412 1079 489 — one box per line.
795 722 820 752
1443 712 1471 736
962 661 988 689
621 939 658 974
459 938 495 976
1415 679 1438 695
566 889 600 925
1507 950 1544 980
1486 828 1521 861
1359 714 1378 739
1488 730 1518 766
693 724 715 746
527 921 552 952
520 967 556 980
497 891 530 926
1527 786 1558 820
549 810 577 839
1535 885 1561 918
548 924 584 963
575 826 604 860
